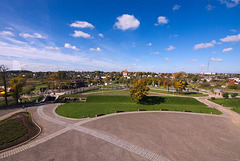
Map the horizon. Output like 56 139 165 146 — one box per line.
0 0 239 73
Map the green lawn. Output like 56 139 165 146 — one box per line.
34 84 47 91
80 88 123 93
150 89 208 97
56 95 221 118
209 98 240 114
0 112 40 150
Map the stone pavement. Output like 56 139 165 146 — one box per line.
1 98 240 161
195 97 240 125
0 104 171 161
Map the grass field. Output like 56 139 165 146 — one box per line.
34 84 47 91
80 88 123 94
150 89 208 97
56 95 221 118
209 98 240 114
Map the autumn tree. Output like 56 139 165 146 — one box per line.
130 79 149 103
10 76 26 104
0 64 8 106
228 82 237 90
172 72 188 94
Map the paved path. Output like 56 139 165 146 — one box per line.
0 104 171 161
1 97 240 160
195 97 240 124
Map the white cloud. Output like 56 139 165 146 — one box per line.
220 34 240 42
212 51 217 54
165 45 176 51
206 4 215 11
189 59 198 62
90 47 102 52
114 14 140 30
19 33 45 39
72 30 91 38
133 64 136 66
98 33 104 37
230 29 237 32
173 4 181 11
135 59 141 61
164 58 171 61
219 0 240 8
0 31 14 37
45 46 59 50
210 57 223 62
70 21 94 28
147 43 152 46
155 16 168 25
5 27 14 30
3 37 27 45
152 52 160 55
194 40 216 50
64 43 78 50
200 64 205 68
222 47 233 52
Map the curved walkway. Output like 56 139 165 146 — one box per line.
195 97 240 125
1 96 240 160
0 104 171 161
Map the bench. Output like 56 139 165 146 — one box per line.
115 110 124 113
95 113 105 117
79 98 87 102
160 109 168 111
138 109 146 111
184 110 192 112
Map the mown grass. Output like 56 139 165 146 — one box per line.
80 88 123 93
209 98 240 114
56 95 221 118
0 112 40 150
34 84 47 91
150 89 208 97
0 116 28 145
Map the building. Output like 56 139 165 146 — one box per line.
214 89 223 96
123 69 128 77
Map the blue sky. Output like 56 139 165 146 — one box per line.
0 0 239 73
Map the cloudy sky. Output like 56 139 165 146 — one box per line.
0 0 239 73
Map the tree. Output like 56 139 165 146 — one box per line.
57 71 67 80
231 93 238 98
172 72 188 94
10 76 26 104
130 79 149 103
0 65 8 106
223 92 229 99
227 82 237 90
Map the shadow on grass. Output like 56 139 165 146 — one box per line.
139 96 165 105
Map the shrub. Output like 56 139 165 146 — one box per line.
211 97 215 100
231 93 238 98
223 92 229 99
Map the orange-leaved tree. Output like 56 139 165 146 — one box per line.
130 79 149 103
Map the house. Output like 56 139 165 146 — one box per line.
214 89 223 96
123 69 128 77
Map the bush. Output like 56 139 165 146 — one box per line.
231 93 238 98
223 92 229 99
211 97 215 100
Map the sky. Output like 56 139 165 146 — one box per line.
0 0 239 73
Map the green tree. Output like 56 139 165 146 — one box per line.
0 64 8 106
130 79 149 103
223 92 229 99
57 71 67 80
10 76 26 104
231 93 238 98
